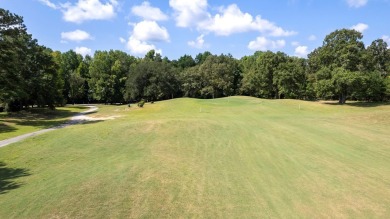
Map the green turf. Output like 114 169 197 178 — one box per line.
0 97 389 218
0 106 86 140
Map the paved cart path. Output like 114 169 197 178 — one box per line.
0 106 99 148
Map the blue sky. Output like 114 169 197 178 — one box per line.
1 0 389 59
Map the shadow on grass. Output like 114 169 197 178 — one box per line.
0 123 17 134
0 108 88 121
323 102 390 107
0 162 30 195
0 107 97 134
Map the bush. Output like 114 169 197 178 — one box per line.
137 99 145 108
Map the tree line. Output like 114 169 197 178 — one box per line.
1 9 389 111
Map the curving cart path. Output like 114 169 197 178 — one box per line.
0 106 98 148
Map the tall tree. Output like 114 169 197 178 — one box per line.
181 54 241 98
308 29 366 103
68 71 85 105
0 8 30 110
240 51 288 98
0 9 62 111
125 60 179 102
274 57 307 99
175 54 196 69
89 50 136 103
195 51 212 65
59 50 83 103
366 39 390 77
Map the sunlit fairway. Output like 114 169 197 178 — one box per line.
0 96 389 218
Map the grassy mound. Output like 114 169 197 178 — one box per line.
0 97 389 218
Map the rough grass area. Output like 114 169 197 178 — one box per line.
0 97 389 218
0 106 86 140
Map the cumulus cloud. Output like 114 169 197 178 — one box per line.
126 36 161 55
308 35 317 41
132 21 170 42
132 1 168 21
351 23 369 33
169 1 295 37
119 37 126 43
38 0 58 9
188 34 206 49
248 37 286 51
203 4 296 37
124 20 168 56
75 46 92 56
346 0 368 8
61 0 118 23
294 46 309 58
61 29 92 42
169 0 209 27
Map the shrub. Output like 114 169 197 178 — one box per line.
137 99 145 108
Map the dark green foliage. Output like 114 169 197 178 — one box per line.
240 51 307 99
195 51 212 65
0 9 62 111
308 29 389 103
365 39 390 77
89 50 137 104
181 54 241 98
137 99 145 108
174 54 196 69
125 58 179 102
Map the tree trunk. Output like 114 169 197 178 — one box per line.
339 93 346 104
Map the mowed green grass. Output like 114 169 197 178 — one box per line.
0 106 86 140
0 97 389 218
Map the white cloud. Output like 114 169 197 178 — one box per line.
294 46 309 58
61 0 118 23
308 35 317 41
132 1 168 21
346 0 368 8
169 0 209 27
248 37 286 51
132 21 170 42
169 1 295 37
126 36 161 55
124 17 168 56
382 35 390 48
75 46 92 56
291 41 300 47
119 37 126 43
351 23 369 33
203 4 296 37
61 29 92 42
188 34 206 49
38 0 58 9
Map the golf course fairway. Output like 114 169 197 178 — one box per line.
0 97 389 218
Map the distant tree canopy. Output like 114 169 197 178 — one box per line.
1 9 390 111
308 29 389 103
